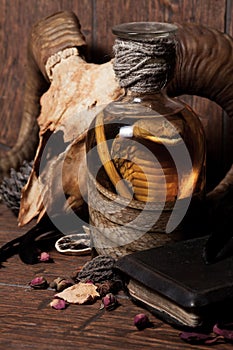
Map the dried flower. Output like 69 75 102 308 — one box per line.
49 281 57 289
179 331 219 344
180 330 227 345
49 277 73 292
29 276 48 289
180 323 233 345
39 252 51 262
0 160 32 216
213 323 233 341
134 313 150 330
50 298 67 310
97 281 113 297
102 293 118 311
85 279 94 284
97 280 123 297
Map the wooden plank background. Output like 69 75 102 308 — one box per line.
0 0 232 189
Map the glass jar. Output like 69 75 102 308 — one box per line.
86 22 206 258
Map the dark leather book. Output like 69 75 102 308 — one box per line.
115 236 233 328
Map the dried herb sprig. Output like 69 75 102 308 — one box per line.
75 255 116 283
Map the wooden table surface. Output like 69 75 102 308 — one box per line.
0 203 232 350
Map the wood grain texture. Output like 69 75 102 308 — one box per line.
0 0 92 147
0 203 232 350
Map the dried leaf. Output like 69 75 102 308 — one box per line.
55 282 100 304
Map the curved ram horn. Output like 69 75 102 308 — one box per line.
29 11 86 81
0 11 86 181
167 23 233 202
168 23 233 117
0 38 48 180
169 24 233 260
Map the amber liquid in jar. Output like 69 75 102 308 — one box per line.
87 91 205 207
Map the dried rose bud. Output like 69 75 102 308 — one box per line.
96 280 113 297
39 252 51 262
134 313 150 330
102 293 118 311
50 298 67 310
29 276 48 289
49 281 57 289
85 280 94 284
97 280 123 297
50 277 73 292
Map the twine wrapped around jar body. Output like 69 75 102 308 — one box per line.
86 22 206 258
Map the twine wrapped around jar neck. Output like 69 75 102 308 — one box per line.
113 36 177 93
